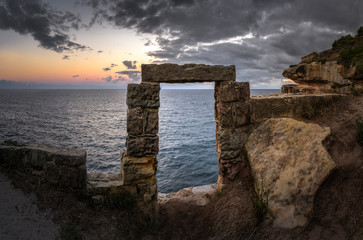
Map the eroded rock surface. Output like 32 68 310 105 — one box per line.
246 118 336 229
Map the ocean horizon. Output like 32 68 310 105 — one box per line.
0 88 280 193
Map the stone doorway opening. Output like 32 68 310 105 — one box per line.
157 86 218 193
121 64 250 203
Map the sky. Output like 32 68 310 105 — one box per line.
0 0 362 89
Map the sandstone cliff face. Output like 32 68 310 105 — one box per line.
282 28 363 94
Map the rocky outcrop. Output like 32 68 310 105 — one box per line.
246 118 336 229
142 64 236 83
282 27 363 94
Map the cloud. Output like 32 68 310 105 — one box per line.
122 60 137 69
72 75 79 78
115 70 141 83
102 75 112 83
110 63 117 67
62 55 70 60
97 50 103 53
103 67 111 71
86 0 363 87
0 0 90 53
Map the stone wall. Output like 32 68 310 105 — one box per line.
250 94 344 122
0 143 87 193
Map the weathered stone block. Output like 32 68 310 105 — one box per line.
87 172 123 195
216 127 249 151
142 64 236 83
215 102 249 127
126 136 159 157
59 165 87 190
145 109 158 134
53 148 86 166
250 96 294 122
45 162 60 185
218 159 250 184
127 107 144 135
217 150 241 160
136 178 157 202
121 153 157 185
26 149 47 168
0 145 23 167
127 83 160 108
215 81 250 102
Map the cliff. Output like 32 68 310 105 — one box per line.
282 26 363 94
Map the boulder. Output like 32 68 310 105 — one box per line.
245 118 336 229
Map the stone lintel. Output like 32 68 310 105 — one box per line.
142 64 236 83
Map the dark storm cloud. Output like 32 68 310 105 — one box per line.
0 0 89 53
85 0 363 86
103 67 111 71
122 60 137 69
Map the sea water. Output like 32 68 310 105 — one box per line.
0 88 280 193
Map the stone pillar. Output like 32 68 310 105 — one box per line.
214 81 251 187
121 83 160 203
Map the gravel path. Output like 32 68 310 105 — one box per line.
0 172 59 240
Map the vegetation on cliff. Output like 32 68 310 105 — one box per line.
332 26 363 70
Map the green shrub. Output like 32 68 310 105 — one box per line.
253 181 269 222
356 119 363 146
357 26 363 37
332 34 356 50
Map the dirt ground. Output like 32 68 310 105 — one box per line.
0 94 362 240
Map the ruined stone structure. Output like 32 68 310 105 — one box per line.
122 63 251 202
0 63 344 229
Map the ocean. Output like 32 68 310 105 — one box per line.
0 88 280 193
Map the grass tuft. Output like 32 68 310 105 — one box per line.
252 181 269 223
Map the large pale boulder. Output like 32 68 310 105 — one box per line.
246 118 336 229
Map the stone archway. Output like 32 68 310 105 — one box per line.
121 63 251 203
